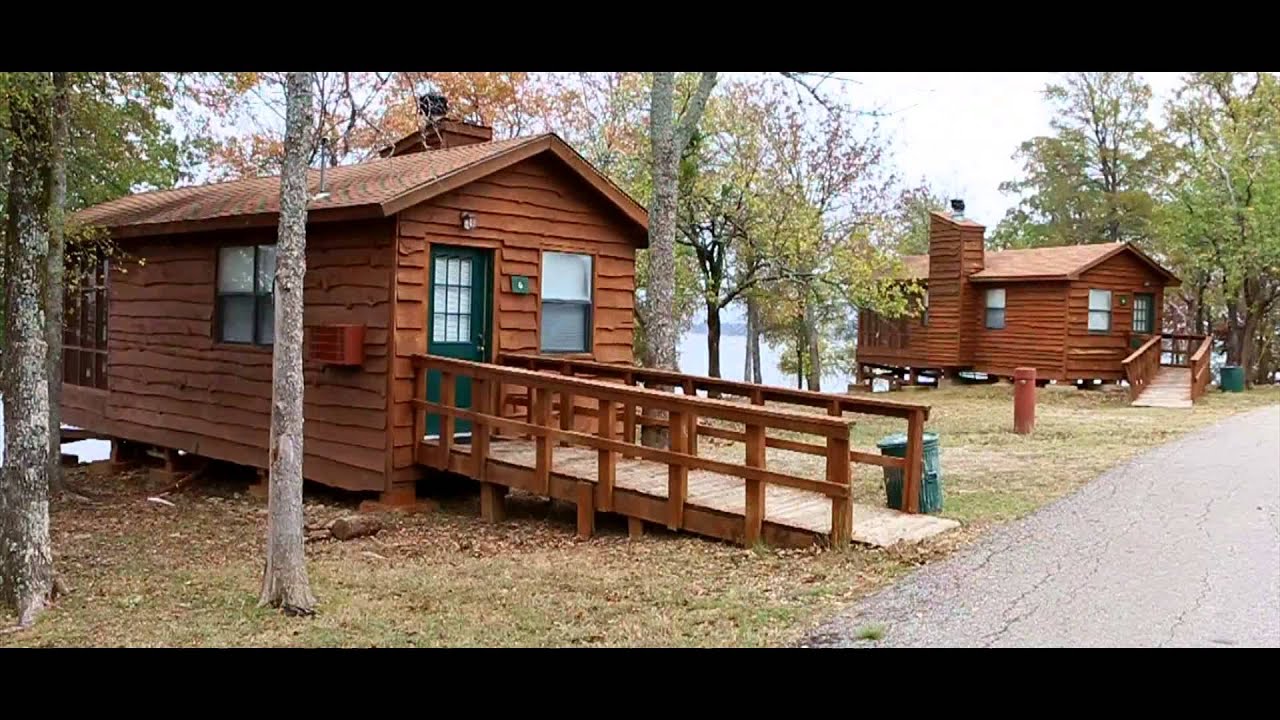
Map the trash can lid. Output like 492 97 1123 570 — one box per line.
876 431 938 450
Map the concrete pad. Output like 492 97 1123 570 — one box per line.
851 503 960 548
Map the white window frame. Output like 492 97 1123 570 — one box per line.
539 251 594 354
1088 289 1112 333
985 288 1006 330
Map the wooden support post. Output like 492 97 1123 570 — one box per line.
472 378 491 480
249 468 269 499
904 409 925 514
524 384 535 440
827 432 852 548
559 389 575 446
438 370 456 469
534 387 552 495
480 482 506 523
750 388 764 406
597 398 617 512
628 516 644 540
667 409 687 530
744 421 766 547
412 364 427 458
576 481 595 540
682 380 698 454
622 372 637 457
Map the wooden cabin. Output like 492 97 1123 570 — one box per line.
64 119 647 504
857 208 1183 386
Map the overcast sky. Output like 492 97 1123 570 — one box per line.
824 72 1188 228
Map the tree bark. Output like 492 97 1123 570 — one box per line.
258 71 317 616
646 73 679 374
704 301 723 399
746 297 762 384
641 71 717 447
46 71 69 496
2 77 54 627
804 298 821 392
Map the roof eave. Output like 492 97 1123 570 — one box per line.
92 204 385 240
969 274 1070 283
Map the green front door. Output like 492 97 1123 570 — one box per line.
426 245 493 439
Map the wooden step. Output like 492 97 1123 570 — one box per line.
1132 368 1192 408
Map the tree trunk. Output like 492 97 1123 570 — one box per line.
2 78 54 627
705 301 722 399
1225 301 1243 366
1240 311 1258 390
46 71 69 496
804 299 821 392
258 71 317 616
746 297 762 384
646 72 679 375
640 72 716 448
795 338 804 389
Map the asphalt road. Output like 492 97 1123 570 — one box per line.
801 404 1280 648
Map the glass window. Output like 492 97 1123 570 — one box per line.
218 244 275 345
431 256 474 343
985 288 1006 330
1088 289 1112 332
540 252 593 353
63 252 110 389
1132 293 1154 334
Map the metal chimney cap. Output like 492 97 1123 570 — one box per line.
950 198 965 215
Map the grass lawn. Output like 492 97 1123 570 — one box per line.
4 382 1277 647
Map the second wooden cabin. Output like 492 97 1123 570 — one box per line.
857 203 1181 385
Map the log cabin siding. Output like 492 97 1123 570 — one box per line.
924 215 962 365
1065 251 1166 380
389 154 640 477
855 308 932 369
969 281 1069 378
61 220 397 492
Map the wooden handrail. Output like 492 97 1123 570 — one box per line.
414 354 853 436
1189 334 1213 402
1122 334 1163 402
497 352 930 420
1122 334 1162 366
411 352 932 547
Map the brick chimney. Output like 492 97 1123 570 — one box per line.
380 93 494 157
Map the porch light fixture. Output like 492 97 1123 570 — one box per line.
460 211 477 230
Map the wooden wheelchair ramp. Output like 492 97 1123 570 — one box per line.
412 354 958 549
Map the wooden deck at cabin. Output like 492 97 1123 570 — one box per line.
411 353 959 550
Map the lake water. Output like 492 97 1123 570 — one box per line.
677 331 855 391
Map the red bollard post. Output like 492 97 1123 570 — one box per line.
1013 367 1036 434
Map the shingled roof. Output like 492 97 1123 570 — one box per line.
73 133 649 242
898 242 1179 285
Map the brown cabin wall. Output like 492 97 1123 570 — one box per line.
969 281 1069 379
390 154 640 477
1065 252 1167 380
855 307 932 369
62 220 396 492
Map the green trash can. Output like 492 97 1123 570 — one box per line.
876 431 943 513
1220 365 1245 393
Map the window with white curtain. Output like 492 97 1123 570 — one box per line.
540 251 593 353
1088 289 1112 332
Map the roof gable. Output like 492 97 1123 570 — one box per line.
72 134 649 246
896 242 1179 285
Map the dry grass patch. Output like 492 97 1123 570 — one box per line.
3 383 1276 646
